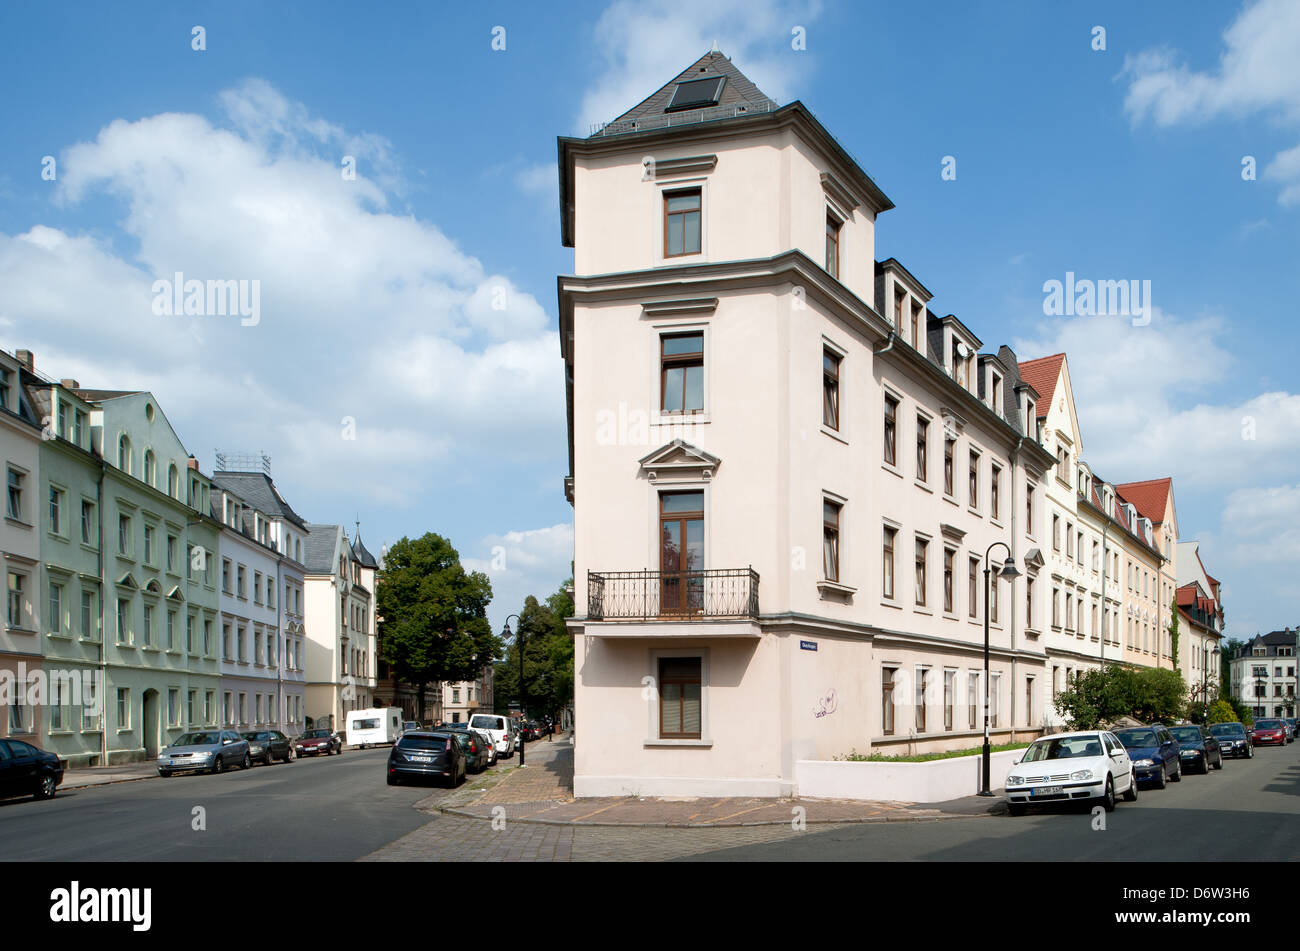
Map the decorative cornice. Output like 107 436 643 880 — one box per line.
641 297 719 318
648 154 718 177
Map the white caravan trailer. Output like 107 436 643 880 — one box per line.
346 707 403 748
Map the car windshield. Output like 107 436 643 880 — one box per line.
240 732 267 741
1020 735 1104 762
1115 729 1158 748
303 730 331 738
1169 727 1201 743
1208 723 1243 736
172 732 220 746
470 716 500 729
1256 719 1283 729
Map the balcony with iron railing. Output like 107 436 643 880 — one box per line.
587 568 759 624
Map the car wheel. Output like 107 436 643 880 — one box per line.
215 756 226 774
1214 753 1223 770
387 774 399 786
1155 764 1166 789
1102 777 1115 812
35 774 57 800
1008 802 1026 817
241 752 252 770
1171 762 1182 782
1123 770 1138 802
264 751 275 767
159 769 172 778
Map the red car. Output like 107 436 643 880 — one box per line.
295 728 343 756
1250 719 1287 746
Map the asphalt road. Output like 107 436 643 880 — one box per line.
0 747 434 861
687 742 1300 861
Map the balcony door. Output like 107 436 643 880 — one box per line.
660 491 704 616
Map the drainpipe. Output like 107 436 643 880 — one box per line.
872 331 898 357
1009 436 1023 733
97 458 107 767
1100 518 1112 673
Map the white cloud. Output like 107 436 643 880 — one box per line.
463 523 575 634
515 162 557 199
1014 309 1300 490
1122 0 1300 205
0 80 564 512
577 0 823 134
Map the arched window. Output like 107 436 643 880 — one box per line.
118 434 131 474
144 450 156 487
168 464 179 498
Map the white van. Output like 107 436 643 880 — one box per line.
468 713 516 758
346 707 403 749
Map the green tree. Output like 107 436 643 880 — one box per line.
1207 699 1237 724
1054 665 1187 729
495 581 574 721
376 533 499 719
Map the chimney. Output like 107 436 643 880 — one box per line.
60 379 80 390
187 455 199 471
15 350 33 370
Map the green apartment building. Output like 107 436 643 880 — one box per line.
27 374 224 765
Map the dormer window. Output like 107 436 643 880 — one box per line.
894 288 906 331
0 366 9 410
991 373 1002 415
665 75 725 112
1025 399 1036 435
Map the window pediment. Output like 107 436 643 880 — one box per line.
639 439 720 483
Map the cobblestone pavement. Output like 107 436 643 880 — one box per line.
360 812 830 862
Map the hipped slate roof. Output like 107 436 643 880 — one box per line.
304 523 343 574
212 471 309 530
596 49 778 133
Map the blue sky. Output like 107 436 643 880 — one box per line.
1 0 1297 638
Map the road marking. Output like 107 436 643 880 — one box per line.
572 801 624 822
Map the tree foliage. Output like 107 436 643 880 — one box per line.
376 533 499 715
1053 665 1188 729
1207 699 1238 725
1168 597 1180 667
495 581 574 720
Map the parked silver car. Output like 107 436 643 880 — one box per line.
157 730 252 776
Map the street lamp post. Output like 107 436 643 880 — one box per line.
979 542 1021 797
1202 644 1220 723
501 614 523 767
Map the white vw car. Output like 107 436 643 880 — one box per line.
1004 730 1137 816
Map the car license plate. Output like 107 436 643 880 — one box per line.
410 755 432 763
1030 785 1063 797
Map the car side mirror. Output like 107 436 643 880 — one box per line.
223 739 232 745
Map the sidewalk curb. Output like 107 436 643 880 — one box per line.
60 772 161 792
434 802 1001 828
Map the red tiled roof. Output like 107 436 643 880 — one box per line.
1115 478 1172 524
1176 583 1198 607
1017 354 1065 418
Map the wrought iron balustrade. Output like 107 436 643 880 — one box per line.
587 568 759 621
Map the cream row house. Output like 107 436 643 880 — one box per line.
303 524 378 729
557 51 1222 798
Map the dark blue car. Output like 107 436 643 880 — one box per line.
1114 725 1183 788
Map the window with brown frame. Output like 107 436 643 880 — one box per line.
968 672 978 729
1052 514 1061 551
883 395 898 466
968 449 980 509
1026 480 1035 533
823 349 841 430
882 667 896 735
1026 576 1035 629
944 669 955 731
658 656 702 739
664 189 701 257
990 564 1000 623
882 526 896 599
991 464 1001 520
911 301 923 350
825 213 841 279
944 437 954 496
660 332 704 414
915 537 928 607
915 668 928 733
893 288 906 330
943 548 954 613
916 415 929 481
823 500 841 583
968 557 979 618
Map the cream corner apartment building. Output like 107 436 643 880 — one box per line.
559 51 1056 797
